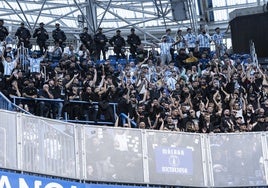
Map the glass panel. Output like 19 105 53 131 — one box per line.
21 114 77 179
84 126 144 183
209 133 266 187
146 131 205 187
0 110 17 169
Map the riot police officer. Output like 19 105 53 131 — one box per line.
0 19 9 42
109 30 126 60
79 27 93 54
127 28 141 58
33 22 49 54
52 23 67 51
15 22 31 49
93 28 108 60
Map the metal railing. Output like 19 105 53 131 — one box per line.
1 92 137 127
0 92 31 114
0 109 268 187
9 95 118 125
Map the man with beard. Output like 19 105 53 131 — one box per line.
28 51 46 74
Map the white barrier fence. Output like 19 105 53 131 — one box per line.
0 109 267 187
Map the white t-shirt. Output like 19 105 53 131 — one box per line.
2 59 17 76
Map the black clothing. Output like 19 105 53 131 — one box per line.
22 85 38 114
109 34 126 60
117 97 130 115
52 28 67 50
65 90 81 120
164 123 177 131
0 25 9 41
252 121 268 132
15 26 31 49
33 26 49 54
22 86 38 98
50 85 62 99
93 32 108 60
7 86 19 100
79 32 93 52
149 104 165 120
175 52 189 68
127 33 141 58
49 85 63 119
0 75 7 93
37 89 51 117
97 99 115 123
220 116 236 132
81 91 98 121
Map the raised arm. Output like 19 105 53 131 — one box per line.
65 73 79 89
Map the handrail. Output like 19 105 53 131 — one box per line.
0 92 31 115
10 96 118 125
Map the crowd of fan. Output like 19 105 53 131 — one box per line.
0 19 268 133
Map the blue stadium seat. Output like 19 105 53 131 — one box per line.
118 58 127 66
108 55 117 61
95 59 105 66
109 59 117 69
129 58 136 63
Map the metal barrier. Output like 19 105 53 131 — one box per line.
208 133 266 187
146 131 206 187
19 114 78 179
1 109 268 187
0 92 31 114
83 126 144 183
1 93 135 127
0 111 18 170
10 96 118 125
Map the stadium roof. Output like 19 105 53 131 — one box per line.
0 0 265 44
